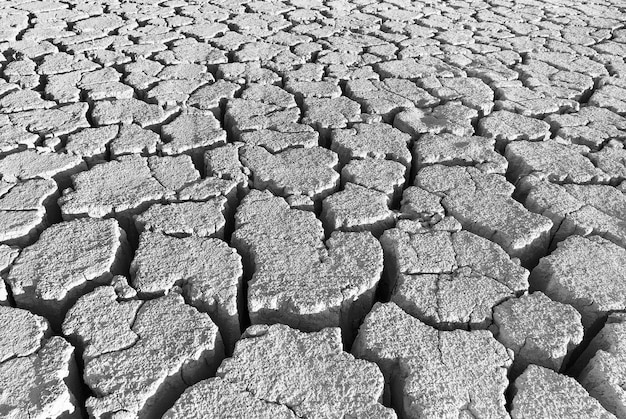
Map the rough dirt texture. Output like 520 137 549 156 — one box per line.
1 0 626 417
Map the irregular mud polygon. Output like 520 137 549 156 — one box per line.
353 302 512 419
0 306 79 418
511 365 616 419
415 165 553 265
7 218 128 326
210 324 395 418
130 231 242 349
530 235 626 330
382 220 528 329
493 292 583 374
578 313 626 417
63 289 224 419
233 190 383 340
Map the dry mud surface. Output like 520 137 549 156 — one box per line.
1 0 626 417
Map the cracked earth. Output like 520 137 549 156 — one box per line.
1 0 626 417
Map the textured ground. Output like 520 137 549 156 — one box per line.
1 0 626 417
